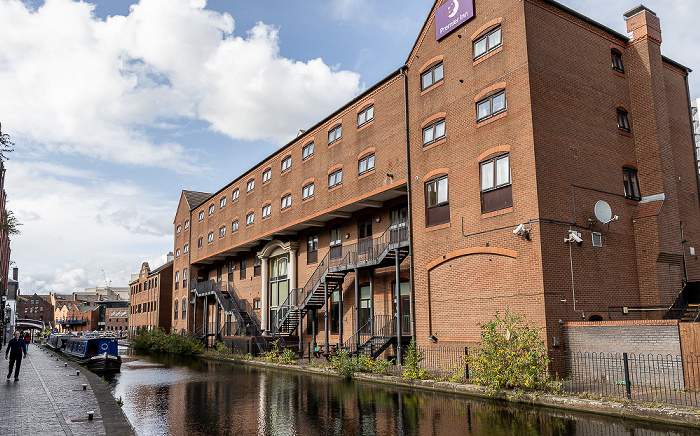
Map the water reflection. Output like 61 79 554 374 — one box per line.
111 348 697 436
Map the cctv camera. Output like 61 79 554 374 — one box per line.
513 223 525 235
569 231 583 245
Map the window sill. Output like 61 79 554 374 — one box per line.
328 139 342 148
329 184 343 193
421 80 443 96
423 137 446 151
262 181 271 186
358 169 375 180
473 46 503 67
358 119 374 133
302 155 315 164
281 169 290 176
281 207 291 214
612 70 626 78
246 191 254 196
426 222 450 232
481 207 513 219
618 130 632 137
302 196 315 204
477 111 507 127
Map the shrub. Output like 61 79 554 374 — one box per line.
331 349 359 379
262 340 281 363
402 339 429 380
132 329 203 355
467 310 552 395
277 348 296 365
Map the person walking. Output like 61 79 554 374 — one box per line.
5 330 27 381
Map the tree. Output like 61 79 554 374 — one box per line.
0 123 14 162
2 210 21 236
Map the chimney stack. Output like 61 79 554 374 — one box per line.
624 5 661 44
12 267 17 281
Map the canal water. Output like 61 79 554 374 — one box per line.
110 346 698 436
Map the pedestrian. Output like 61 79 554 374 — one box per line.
5 330 28 381
24 332 30 348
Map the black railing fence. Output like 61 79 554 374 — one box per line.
385 345 470 381
563 352 700 407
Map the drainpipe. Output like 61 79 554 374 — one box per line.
400 65 417 344
683 72 700 206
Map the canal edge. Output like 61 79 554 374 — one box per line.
42 345 136 436
199 353 700 429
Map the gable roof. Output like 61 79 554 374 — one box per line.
183 190 212 210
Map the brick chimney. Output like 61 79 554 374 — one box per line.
624 5 661 44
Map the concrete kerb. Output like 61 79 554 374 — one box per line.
199 352 700 429
39 345 135 436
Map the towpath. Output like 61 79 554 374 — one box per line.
0 342 133 436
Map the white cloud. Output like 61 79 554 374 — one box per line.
0 0 362 168
6 160 174 294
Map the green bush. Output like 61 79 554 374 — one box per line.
277 348 296 365
331 349 359 378
262 339 281 362
467 310 553 395
132 329 203 355
402 339 429 380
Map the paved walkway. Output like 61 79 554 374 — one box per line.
0 343 134 436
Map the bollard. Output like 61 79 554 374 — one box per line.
82 383 87 391
76 370 80 376
87 411 94 421
64 363 67 367
623 353 632 400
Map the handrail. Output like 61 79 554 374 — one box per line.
664 281 700 320
343 314 395 353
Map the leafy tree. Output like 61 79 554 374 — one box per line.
0 123 14 162
2 210 21 236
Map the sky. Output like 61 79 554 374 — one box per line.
2 0 699 295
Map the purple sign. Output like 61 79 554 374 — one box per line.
435 0 475 41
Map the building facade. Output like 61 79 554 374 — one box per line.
105 307 129 333
55 304 99 333
172 0 700 363
129 258 173 336
16 293 54 325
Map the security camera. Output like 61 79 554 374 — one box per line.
513 223 525 235
569 231 583 245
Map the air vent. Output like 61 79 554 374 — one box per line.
592 232 603 247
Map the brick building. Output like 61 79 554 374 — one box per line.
55 304 99 333
129 257 173 336
105 307 129 334
172 0 700 362
16 293 54 325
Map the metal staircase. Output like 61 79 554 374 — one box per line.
343 315 397 358
663 281 700 321
271 220 410 337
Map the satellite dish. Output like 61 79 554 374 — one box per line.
594 200 613 224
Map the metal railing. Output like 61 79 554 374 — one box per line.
343 315 396 356
663 280 700 320
563 352 700 407
271 220 409 334
192 280 245 334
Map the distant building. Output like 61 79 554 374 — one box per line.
16 293 54 326
105 307 129 333
73 286 130 302
129 256 174 336
55 304 99 333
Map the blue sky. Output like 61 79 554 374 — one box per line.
2 0 699 295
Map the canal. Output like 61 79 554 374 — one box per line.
110 347 698 436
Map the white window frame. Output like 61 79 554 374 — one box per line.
476 91 506 122
207 232 214 243
231 220 239 232
473 26 502 60
328 169 343 188
232 188 239 202
358 105 374 127
281 156 292 173
220 197 226 208
358 154 375 175
281 194 292 210
246 212 254 226
208 204 215 216
302 142 314 160
328 125 342 145
219 226 226 238
262 168 271 183
422 119 446 146
303 183 315 200
247 179 255 193
421 62 444 90
198 211 204 221
262 204 271 219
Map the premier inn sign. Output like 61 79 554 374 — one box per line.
435 0 476 41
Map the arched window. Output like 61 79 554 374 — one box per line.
181 298 187 319
611 49 624 73
174 299 178 321
617 108 630 132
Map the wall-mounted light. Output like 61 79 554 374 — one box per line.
386 173 394 178
375 216 381 223
428 334 438 343
345 233 350 239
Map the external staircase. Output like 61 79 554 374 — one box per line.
663 281 700 322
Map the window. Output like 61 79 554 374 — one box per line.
623 167 641 200
328 169 343 189
253 298 261 310
253 257 261 277
617 108 630 132
281 194 292 210
262 168 271 183
198 237 203 248
246 212 254 226
421 62 443 90
477 91 506 122
240 258 247 280
184 220 189 230
207 232 213 243
262 204 271 219
174 299 178 320
358 105 374 127
247 179 255 193
232 188 239 202
176 225 181 234
208 204 215 215
219 226 226 238
281 156 292 173
480 154 512 213
422 119 446 146
473 26 502 60
302 142 314 160
328 125 342 145
307 234 318 264
220 197 226 208
357 154 376 175
425 175 450 227
611 49 624 73
175 271 180 290
198 211 204 221
231 220 239 232
330 226 342 259
303 183 315 200
176 248 181 258
181 298 187 318
184 244 188 254
183 268 188 285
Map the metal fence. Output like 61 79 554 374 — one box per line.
563 352 700 407
385 345 469 381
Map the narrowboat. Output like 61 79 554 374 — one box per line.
48 334 121 373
